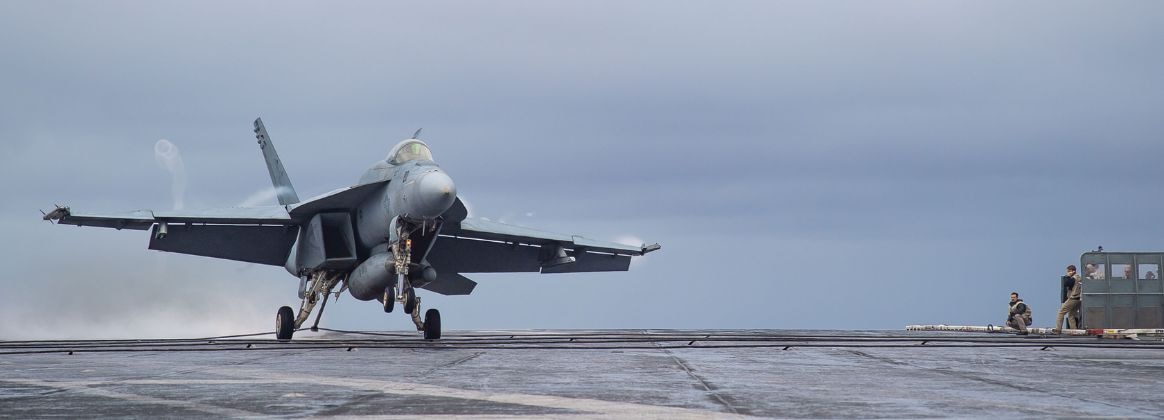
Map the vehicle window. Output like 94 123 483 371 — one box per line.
1139 264 1159 280
1084 263 1106 280
1113 264 1133 280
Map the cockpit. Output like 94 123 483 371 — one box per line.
388 140 434 165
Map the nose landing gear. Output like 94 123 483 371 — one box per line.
403 286 417 315
383 287 396 313
423 308 441 340
394 223 441 340
406 295 441 340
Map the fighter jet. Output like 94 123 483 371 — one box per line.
43 119 660 340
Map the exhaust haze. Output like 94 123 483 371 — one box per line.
153 139 186 211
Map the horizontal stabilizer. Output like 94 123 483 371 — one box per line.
419 272 478 295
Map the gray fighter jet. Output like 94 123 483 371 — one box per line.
43 119 660 340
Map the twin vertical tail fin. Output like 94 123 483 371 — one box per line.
253 118 301 206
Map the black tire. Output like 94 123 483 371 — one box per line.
383 287 396 313
403 287 416 315
423 308 441 340
276 306 295 341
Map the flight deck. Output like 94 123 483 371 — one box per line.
3 329 1164 418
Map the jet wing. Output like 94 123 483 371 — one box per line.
44 205 298 266
44 205 294 229
41 181 394 266
428 218 660 274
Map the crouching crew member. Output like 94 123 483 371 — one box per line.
1007 292 1032 335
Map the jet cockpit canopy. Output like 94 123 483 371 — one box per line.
388 140 434 165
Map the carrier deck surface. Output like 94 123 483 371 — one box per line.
3 329 1163 418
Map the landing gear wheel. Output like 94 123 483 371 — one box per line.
403 287 417 315
276 306 295 341
423 308 441 340
383 287 396 313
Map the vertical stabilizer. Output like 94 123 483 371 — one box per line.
253 118 301 206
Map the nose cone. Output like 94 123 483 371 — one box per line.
414 170 457 218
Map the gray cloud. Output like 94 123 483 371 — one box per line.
2 1 1163 337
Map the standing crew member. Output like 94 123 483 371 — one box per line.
1055 264 1083 333
1007 292 1032 335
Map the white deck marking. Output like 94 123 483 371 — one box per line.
1 378 264 417
205 367 747 418
4 376 745 418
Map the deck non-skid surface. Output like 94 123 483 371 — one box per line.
2 330 1163 418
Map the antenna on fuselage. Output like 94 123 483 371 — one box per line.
411 128 422 140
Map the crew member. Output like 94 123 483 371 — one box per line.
1005 290 1033 332
1085 263 1104 280
1007 292 1032 335
1055 264 1083 333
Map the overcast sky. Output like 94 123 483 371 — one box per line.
2 2 1163 338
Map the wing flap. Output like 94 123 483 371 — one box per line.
149 224 299 266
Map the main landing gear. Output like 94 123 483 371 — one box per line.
276 272 443 341
274 220 446 341
276 271 344 341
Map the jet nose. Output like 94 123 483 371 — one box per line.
414 170 457 218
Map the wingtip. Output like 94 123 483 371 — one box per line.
42 205 70 222
642 243 661 254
